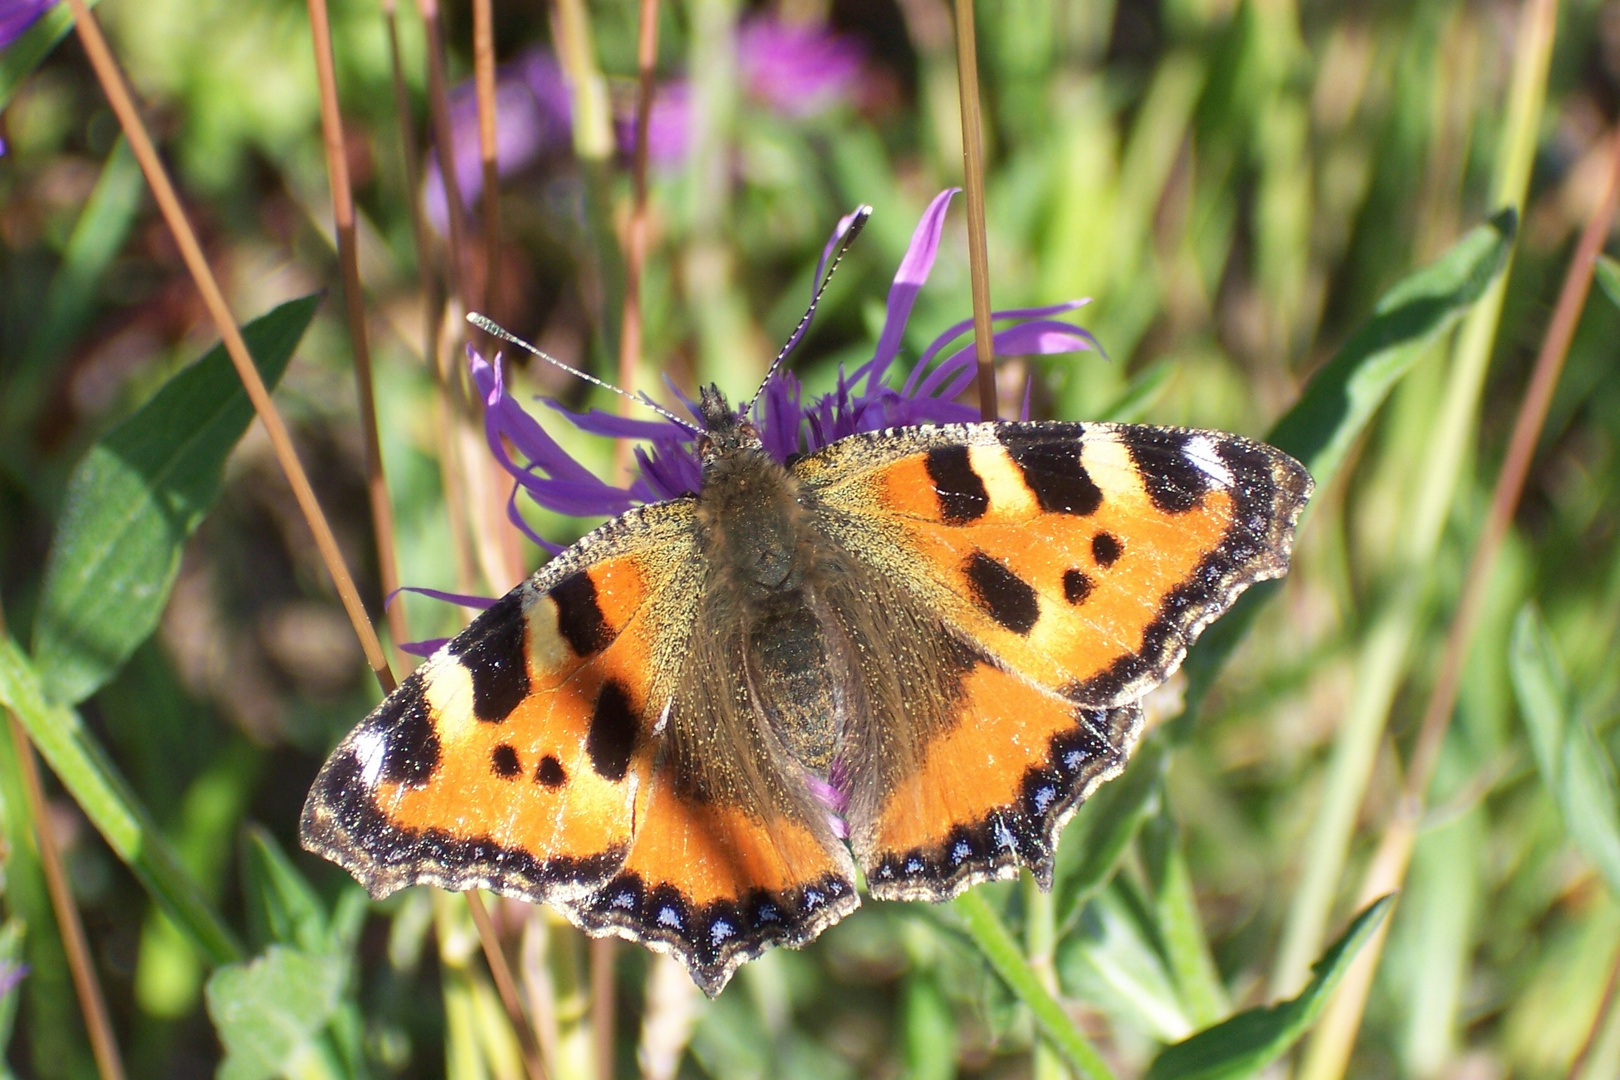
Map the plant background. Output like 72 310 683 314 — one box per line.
0 0 1619 1077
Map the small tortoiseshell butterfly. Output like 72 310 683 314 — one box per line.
301 209 1313 996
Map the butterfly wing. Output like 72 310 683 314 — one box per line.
796 420 1311 899
560 583 859 997
300 501 704 905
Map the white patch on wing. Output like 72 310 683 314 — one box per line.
354 728 387 788
1184 435 1235 487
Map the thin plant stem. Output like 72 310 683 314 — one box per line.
305 0 410 666
378 0 478 602
952 0 997 422
1024 875 1069 1080
467 892 550 1080
592 936 616 1080
472 0 500 312
417 0 472 306
954 889 1115 1080
1298 116 1620 1080
0 595 125 1080
615 0 661 481
61 0 396 695
1271 0 1557 998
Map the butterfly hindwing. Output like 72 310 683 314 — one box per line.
562 591 859 996
299 502 704 904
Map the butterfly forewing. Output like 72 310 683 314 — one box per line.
299 502 703 904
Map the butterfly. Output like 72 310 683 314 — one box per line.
300 214 1313 997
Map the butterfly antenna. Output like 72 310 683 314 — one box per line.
747 204 873 411
468 314 703 434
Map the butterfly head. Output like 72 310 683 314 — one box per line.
696 384 765 463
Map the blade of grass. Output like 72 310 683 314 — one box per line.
60 0 397 695
615 0 661 481
1272 0 1557 999
1298 115 1620 1080
953 888 1117 1080
0 633 241 965
472 0 499 313
1172 208 1517 731
415 0 471 306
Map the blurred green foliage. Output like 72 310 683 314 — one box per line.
2 0 1620 1077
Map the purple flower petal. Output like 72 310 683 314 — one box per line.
856 189 959 391
0 0 54 51
401 638 452 658
386 586 497 611
739 16 864 118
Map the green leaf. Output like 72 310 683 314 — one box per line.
1510 606 1620 896
1171 210 1517 727
31 294 321 705
206 946 345 1080
1143 896 1393 1080
1266 208 1516 488
0 1 97 112
1594 254 1620 312
0 634 242 965
242 825 330 955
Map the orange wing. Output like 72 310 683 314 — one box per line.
300 502 702 905
560 600 859 996
797 421 1311 898
803 422 1312 706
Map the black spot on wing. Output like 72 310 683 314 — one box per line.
965 550 1040 635
997 426 1103 516
300 744 626 904
380 677 441 785
551 571 612 658
924 445 989 524
452 589 530 722
588 680 638 781
491 743 522 778
1063 568 1094 604
535 755 567 787
1124 428 1208 513
1092 532 1122 567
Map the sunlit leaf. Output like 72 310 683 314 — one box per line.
1174 209 1517 723
1143 896 1393 1080
206 946 345 1080
31 294 321 705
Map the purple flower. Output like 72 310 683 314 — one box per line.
424 50 573 233
473 189 1098 529
428 17 865 221
0 0 54 51
738 16 863 117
